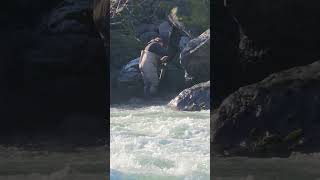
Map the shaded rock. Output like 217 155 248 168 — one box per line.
158 21 173 44
212 3 242 100
158 63 186 93
180 29 210 83
227 0 320 82
139 31 159 44
0 0 106 137
212 60 320 157
168 81 210 111
0 0 61 26
47 0 95 34
178 36 190 51
116 58 144 100
135 23 157 36
118 58 143 85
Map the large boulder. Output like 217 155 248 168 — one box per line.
180 29 210 83
117 58 144 99
212 60 320 157
168 81 210 111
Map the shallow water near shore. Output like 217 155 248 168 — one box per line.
110 99 210 179
213 153 320 179
0 146 106 180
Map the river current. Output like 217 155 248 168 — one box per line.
110 100 210 179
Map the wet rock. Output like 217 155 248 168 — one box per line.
168 81 210 111
180 29 210 83
212 61 320 157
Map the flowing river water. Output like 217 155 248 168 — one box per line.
213 154 320 180
110 99 210 179
110 99 320 180
1 100 319 180
0 146 107 180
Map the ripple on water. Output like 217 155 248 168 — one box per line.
111 103 210 179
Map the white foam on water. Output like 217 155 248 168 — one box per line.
110 103 210 179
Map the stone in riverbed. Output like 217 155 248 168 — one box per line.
168 81 210 111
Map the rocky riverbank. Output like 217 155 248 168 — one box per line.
101 0 211 109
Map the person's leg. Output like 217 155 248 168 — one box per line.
148 66 160 96
140 70 152 99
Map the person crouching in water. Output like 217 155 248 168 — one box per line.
139 37 169 98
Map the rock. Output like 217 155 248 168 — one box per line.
139 31 159 44
212 60 320 157
116 58 144 100
168 0 210 37
227 0 320 81
1 0 61 25
178 36 190 51
118 58 143 84
47 0 94 34
158 63 186 93
180 29 210 83
168 81 210 111
135 23 157 36
0 0 106 136
158 21 173 44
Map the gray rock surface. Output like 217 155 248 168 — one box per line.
168 81 210 111
212 61 320 157
180 29 210 82
47 0 93 34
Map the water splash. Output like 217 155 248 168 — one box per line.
111 102 210 179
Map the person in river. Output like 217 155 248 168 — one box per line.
139 37 170 98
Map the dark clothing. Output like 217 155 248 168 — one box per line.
145 42 168 57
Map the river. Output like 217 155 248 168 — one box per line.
0 145 107 180
110 99 210 179
213 154 320 180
